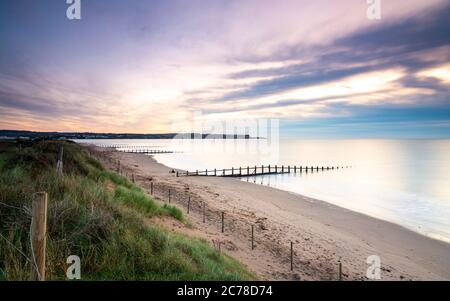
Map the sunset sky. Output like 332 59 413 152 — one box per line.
0 0 449 138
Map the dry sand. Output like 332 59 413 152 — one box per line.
87 145 450 281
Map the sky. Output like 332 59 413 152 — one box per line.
0 0 449 138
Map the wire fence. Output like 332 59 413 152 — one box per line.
1 146 344 281
0 201 42 280
90 148 344 281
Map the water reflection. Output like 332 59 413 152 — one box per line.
77 138 450 242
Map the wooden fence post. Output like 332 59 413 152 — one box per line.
290 241 294 271
168 189 171 203
151 182 153 195
202 202 206 223
338 261 342 281
251 225 254 250
187 196 190 214
132 174 135 183
31 192 48 281
221 212 225 233
56 146 63 176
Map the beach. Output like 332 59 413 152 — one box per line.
88 145 450 281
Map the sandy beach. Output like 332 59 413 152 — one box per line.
87 145 450 281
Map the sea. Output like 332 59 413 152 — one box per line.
75 138 450 243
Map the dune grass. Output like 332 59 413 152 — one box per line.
0 140 254 281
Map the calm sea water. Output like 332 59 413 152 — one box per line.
76 139 450 242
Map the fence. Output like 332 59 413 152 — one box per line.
90 146 347 281
0 193 48 281
111 164 345 280
1 145 346 281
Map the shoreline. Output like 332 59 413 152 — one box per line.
88 145 450 281
154 155 450 244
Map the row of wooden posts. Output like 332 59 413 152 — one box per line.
28 184 345 281
115 157 346 279
117 149 175 154
177 165 351 177
144 175 344 279
98 144 167 151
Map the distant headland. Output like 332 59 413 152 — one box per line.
0 130 261 140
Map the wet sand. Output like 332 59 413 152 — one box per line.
88 145 450 281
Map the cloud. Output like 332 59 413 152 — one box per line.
0 0 449 137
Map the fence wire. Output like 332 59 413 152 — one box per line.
0 201 41 280
91 147 346 280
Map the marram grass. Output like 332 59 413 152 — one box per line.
0 140 255 281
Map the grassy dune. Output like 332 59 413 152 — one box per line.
0 140 254 280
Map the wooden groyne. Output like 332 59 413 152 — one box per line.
98 144 162 149
96 144 174 154
176 165 352 178
117 149 175 154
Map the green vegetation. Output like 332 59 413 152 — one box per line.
0 140 254 280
